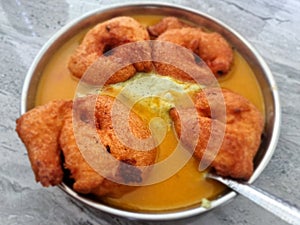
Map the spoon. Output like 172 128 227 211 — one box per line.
207 173 300 225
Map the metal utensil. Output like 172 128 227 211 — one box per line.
207 173 300 225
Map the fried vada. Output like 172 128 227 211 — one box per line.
157 27 234 77
68 16 152 84
16 95 157 197
59 95 157 197
152 40 214 85
170 88 264 179
16 100 72 186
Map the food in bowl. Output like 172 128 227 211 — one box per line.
149 16 234 77
68 16 152 83
16 14 265 212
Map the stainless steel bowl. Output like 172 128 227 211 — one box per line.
21 2 281 221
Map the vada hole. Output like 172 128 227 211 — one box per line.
217 70 224 76
194 55 202 64
105 145 111 153
103 45 115 56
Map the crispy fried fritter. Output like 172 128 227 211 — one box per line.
147 16 190 37
68 16 152 84
81 41 153 86
152 41 215 85
59 95 157 197
17 95 156 197
157 27 234 77
16 101 72 186
170 88 264 180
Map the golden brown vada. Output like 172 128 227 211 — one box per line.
59 95 157 197
152 40 214 84
16 94 157 197
157 27 234 77
170 88 264 180
68 16 152 84
16 100 72 186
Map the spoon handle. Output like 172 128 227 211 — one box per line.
209 174 300 225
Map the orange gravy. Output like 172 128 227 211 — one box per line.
35 15 264 211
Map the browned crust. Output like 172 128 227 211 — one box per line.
170 88 264 180
16 100 72 186
59 95 157 197
157 27 234 77
68 16 152 84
